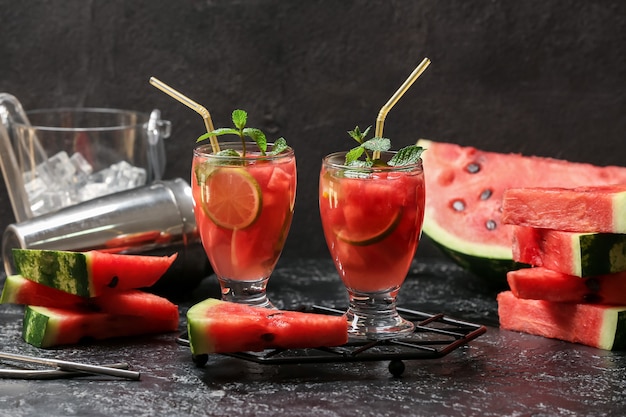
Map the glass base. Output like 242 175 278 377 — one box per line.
345 288 415 340
218 276 274 308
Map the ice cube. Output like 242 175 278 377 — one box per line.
44 151 75 184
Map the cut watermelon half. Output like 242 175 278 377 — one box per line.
497 291 626 350
186 298 348 354
13 249 177 297
418 139 626 286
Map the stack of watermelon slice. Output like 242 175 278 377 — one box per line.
0 249 180 348
497 185 626 350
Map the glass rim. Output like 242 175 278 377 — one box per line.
14 107 150 132
322 150 423 172
194 141 295 160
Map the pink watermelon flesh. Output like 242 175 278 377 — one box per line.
417 139 626 284
502 184 626 233
497 291 626 350
507 267 626 305
23 305 179 348
186 298 349 354
512 226 626 277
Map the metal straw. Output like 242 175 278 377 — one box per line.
149 77 220 153
0 351 141 380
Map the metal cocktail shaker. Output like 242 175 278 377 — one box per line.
2 178 209 294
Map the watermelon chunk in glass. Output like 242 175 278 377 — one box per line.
13 249 177 297
1 274 179 322
502 184 626 233
417 139 626 286
507 267 626 305
512 226 626 277
187 298 348 354
497 291 626 350
23 305 179 348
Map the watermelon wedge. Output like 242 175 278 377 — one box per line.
23 305 179 348
417 139 626 285
497 291 626 350
502 184 626 233
507 267 626 305
512 226 626 277
1 274 179 321
187 298 348 354
13 249 177 297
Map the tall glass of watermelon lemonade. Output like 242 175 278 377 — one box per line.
191 111 296 308
319 127 425 339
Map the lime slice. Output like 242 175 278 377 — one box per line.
199 167 262 230
336 208 403 246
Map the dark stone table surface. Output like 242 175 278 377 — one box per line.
1 258 625 417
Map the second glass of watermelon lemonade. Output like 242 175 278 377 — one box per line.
192 141 296 308
319 150 425 339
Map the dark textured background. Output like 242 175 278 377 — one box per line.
1 0 625 259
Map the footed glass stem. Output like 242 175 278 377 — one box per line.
345 287 414 340
218 276 274 309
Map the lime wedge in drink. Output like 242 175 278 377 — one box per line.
199 167 262 230
336 208 403 246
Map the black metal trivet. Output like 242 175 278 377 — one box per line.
177 305 487 376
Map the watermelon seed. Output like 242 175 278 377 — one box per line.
261 333 276 342
107 276 119 288
585 278 601 293
451 200 465 211
480 189 493 200
466 163 480 174
485 220 497 230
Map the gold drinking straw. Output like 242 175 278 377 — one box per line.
149 77 220 153
373 58 431 159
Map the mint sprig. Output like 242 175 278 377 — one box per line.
344 125 424 167
197 109 287 157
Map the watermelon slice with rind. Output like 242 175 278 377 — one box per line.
0 274 179 322
186 298 348 354
417 139 626 285
13 249 177 297
512 226 626 277
23 305 179 348
507 267 626 305
497 291 626 350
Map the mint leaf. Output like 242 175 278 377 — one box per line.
269 137 288 155
345 146 365 165
215 149 241 157
348 126 371 144
243 127 267 153
362 137 391 152
197 109 288 157
232 110 247 130
388 145 425 166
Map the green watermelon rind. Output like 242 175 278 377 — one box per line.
13 249 91 297
22 306 51 348
187 298 220 355
578 233 626 277
611 309 626 350
422 217 526 286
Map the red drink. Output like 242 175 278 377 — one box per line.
319 150 425 338
192 142 296 307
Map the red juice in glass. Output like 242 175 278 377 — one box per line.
192 142 296 307
319 150 425 338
